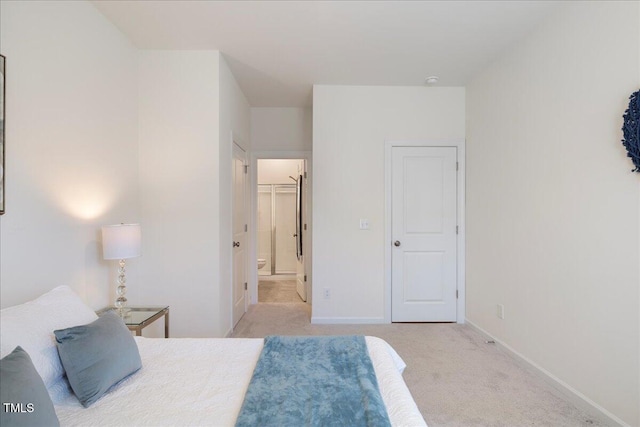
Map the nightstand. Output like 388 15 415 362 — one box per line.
97 306 170 338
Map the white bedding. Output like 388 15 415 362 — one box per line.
55 336 426 427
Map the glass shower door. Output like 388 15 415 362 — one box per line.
274 185 297 274
257 185 272 276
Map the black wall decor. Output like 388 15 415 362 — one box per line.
622 89 640 172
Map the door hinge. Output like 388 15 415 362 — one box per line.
304 275 307 282
244 224 248 232
244 282 247 290
304 224 307 231
456 290 459 299
243 165 248 174
456 162 459 171
456 226 459 234
304 171 307 179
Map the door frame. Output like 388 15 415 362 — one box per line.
248 151 312 306
384 139 466 323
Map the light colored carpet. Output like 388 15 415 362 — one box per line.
232 303 606 427
258 278 303 303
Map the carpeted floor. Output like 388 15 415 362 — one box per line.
258 276 303 303
232 303 607 427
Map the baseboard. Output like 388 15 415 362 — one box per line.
311 316 386 324
466 319 629 427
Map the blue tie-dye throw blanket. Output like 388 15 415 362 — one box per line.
234 335 392 427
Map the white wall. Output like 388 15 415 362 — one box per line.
138 50 221 338
251 108 312 151
312 86 465 322
0 5 251 339
218 55 251 336
0 0 139 309
138 53 248 338
258 159 302 184
466 2 640 425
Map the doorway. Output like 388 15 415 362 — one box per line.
252 157 311 305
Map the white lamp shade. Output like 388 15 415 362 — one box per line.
102 224 141 260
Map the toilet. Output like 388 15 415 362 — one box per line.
257 258 267 269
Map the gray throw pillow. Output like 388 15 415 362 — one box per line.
0 346 60 427
54 311 142 407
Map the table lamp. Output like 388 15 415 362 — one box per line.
102 223 141 315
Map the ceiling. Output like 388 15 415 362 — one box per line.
92 1 561 107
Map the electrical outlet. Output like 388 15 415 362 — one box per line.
497 304 505 319
359 219 370 230
323 288 331 299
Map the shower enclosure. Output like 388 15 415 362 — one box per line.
258 184 297 275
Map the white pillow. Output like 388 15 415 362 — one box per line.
0 286 98 402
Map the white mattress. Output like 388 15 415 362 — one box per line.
55 336 426 427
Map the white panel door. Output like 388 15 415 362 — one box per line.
392 146 457 322
232 144 247 327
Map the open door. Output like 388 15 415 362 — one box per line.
295 160 307 302
232 143 247 326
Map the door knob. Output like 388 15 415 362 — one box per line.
233 241 240 248
394 240 401 247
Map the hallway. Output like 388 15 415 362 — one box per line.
258 275 304 303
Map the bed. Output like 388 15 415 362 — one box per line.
0 286 426 427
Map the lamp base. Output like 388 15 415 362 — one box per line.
115 260 129 317
115 301 130 317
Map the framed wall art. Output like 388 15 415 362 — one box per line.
0 54 4 215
